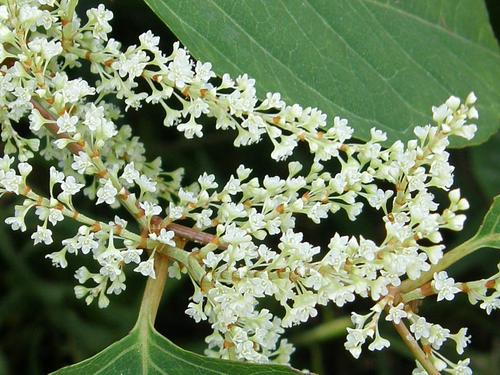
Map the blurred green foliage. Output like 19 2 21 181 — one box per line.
0 1 499 374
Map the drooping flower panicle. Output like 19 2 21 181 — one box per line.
0 1 496 371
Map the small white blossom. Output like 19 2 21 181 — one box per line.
71 152 93 174
31 225 53 245
134 258 156 279
385 303 408 324
60 176 84 196
149 228 175 246
56 112 78 134
409 316 431 340
96 179 117 205
45 249 67 268
140 201 162 217
121 162 140 184
432 271 461 301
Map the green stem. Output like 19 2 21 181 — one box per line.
138 253 170 325
400 237 483 293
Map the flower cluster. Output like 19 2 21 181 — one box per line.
0 1 498 372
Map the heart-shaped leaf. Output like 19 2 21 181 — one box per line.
144 0 500 147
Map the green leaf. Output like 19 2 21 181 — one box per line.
471 195 500 249
51 315 300 375
143 0 500 147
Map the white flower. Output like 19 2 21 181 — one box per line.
134 258 156 279
385 303 408 324
5 215 26 232
427 324 450 350
27 37 62 60
31 225 53 245
445 95 461 111
203 251 221 268
60 176 84 196
186 98 210 118
194 61 215 82
49 167 65 185
344 328 369 359
136 174 156 193
96 179 117 205
56 112 78 134
432 271 460 301
139 30 160 50
168 261 182 279
74 285 89 300
177 117 203 139
121 249 143 264
198 173 218 190
140 201 162 217
18 163 33 178
76 230 99 254
47 208 64 226
71 152 93 174
29 109 46 132
432 103 451 123
331 116 353 142
74 266 91 284
166 42 194 88
121 162 140 184
98 292 110 309
1 170 22 193
194 209 213 229
0 155 14 171
409 317 431 340
479 295 500 315
168 203 184 220
107 279 126 295
86 4 113 40
185 301 207 323
61 78 95 103
368 335 390 351
451 327 471 355
45 249 67 268
149 228 175 247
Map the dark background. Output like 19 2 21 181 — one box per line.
0 1 499 374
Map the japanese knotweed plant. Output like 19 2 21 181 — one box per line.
0 1 499 374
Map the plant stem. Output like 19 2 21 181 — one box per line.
138 252 170 325
392 320 439 375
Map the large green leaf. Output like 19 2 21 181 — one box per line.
51 314 300 375
144 0 500 147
